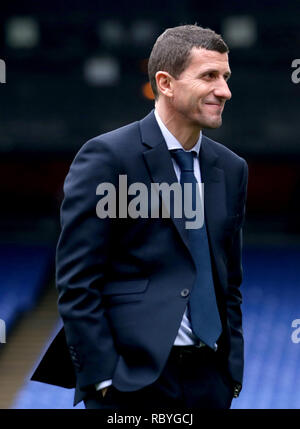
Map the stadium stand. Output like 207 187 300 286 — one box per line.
0 243 54 339
11 245 300 409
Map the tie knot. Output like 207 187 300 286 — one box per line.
171 149 194 172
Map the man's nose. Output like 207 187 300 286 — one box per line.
214 79 232 100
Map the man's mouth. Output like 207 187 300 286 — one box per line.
205 102 223 107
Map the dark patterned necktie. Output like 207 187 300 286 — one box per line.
171 149 222 350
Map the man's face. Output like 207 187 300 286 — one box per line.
169 47 232 129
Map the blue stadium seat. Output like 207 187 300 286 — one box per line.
0 243 54 335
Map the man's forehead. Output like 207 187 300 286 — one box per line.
188 47 230 68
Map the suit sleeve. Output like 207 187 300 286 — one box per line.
56 137 119 390
226 159 248 386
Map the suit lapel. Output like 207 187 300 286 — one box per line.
140 111 190 250
139 111 227 267
200 136 227 269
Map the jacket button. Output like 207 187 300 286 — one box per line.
181 288 190 297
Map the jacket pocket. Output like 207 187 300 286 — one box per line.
102 278 149 305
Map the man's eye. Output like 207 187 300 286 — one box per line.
204 73 215 79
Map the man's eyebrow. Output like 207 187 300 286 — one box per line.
198 68 232 78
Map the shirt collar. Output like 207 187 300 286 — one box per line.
154 108 202 156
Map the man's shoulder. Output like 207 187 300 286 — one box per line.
71 119 142 167
202 134 247 168
87 119 141 149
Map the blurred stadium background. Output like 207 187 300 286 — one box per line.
0 0 299 409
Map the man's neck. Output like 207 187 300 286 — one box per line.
155 102 201 151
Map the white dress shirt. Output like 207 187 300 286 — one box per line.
96 109 204 391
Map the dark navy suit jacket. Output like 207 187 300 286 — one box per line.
31 110 248 405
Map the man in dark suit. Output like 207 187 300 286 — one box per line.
32 24 248 409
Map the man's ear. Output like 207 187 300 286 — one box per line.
155 71 174 98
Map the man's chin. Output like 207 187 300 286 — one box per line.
202 117 222 129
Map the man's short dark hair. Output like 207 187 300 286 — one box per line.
148 24 229 99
